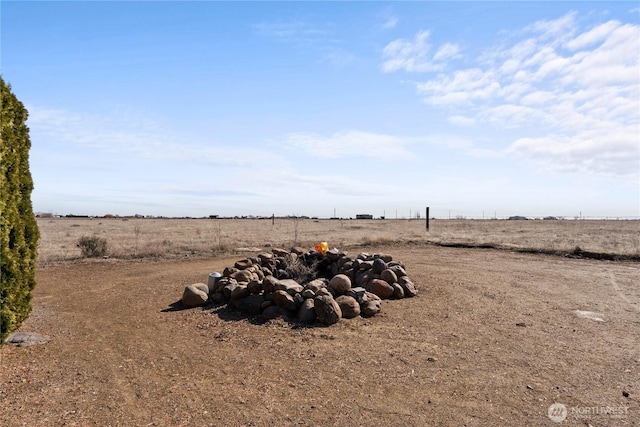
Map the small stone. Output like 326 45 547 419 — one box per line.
380 269 398 285
370 279 394 299
222 281 239 300
335 295 360 319
290 246 306 255
229 285 250 301
258 252 273 263
262 275 279 293
337 257 352 269
375 253 393 263
346 287 367 304
302 289 316 299
372 258 387 274
233 294 264 315
247 280 263 294
305 278 328 293
272 247 290 257
275 279 304 295
316 288 333 297
230 269 253 284
392 283 405 299
355 270 374 287
6 332 50 347
361 300 381 317
223 266 239 277
262 305 286 321
363 291 381 302
276 269 290 280
329 274 351 295
623 391 630 398
314 295 342 325
234 259 252 269
210 292 227 304
389 265 407 278
326 248 343 261
398 276 418 297
182 283 209 307
271 290 297 311
297 299 316 323
359 260 374 271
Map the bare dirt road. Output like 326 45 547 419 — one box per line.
1 244 638 426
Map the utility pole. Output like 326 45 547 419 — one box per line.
426 207 430 231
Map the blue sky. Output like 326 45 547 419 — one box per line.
2 1 639 218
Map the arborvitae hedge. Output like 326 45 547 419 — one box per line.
1 77 40 344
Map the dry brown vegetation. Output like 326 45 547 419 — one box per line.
2 219 638 426
36 217 640 264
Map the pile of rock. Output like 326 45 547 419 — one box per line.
180 247 418 326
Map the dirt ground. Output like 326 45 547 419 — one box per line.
1 244 638 426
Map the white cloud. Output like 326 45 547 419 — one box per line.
382 16 399 30
253 21 328 40
526 11 577 41
564 20 619 50
322 48 355 67
26 106 284 168
448 115 476 127
381 30 459 73
282 130 412 159
388 12 640 177
433 43 461 61
508 126 639 176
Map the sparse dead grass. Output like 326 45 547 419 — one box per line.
36 218 640 264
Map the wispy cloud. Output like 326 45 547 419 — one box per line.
253 21 329 41
384 13 640 177
254 19 353 68
27 106 285 168
321 47 354 67
381 30 460 73
281 130 412 159
382 15 398 30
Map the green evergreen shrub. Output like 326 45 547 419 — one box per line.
1 77 40 344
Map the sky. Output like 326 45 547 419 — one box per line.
2 1 639 219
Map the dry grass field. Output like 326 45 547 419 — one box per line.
36 218 640 264
1 218 638 426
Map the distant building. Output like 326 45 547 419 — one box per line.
356 214 374 220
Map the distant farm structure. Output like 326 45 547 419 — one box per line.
356 214 374 220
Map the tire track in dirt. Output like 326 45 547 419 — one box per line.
609 272 640 313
